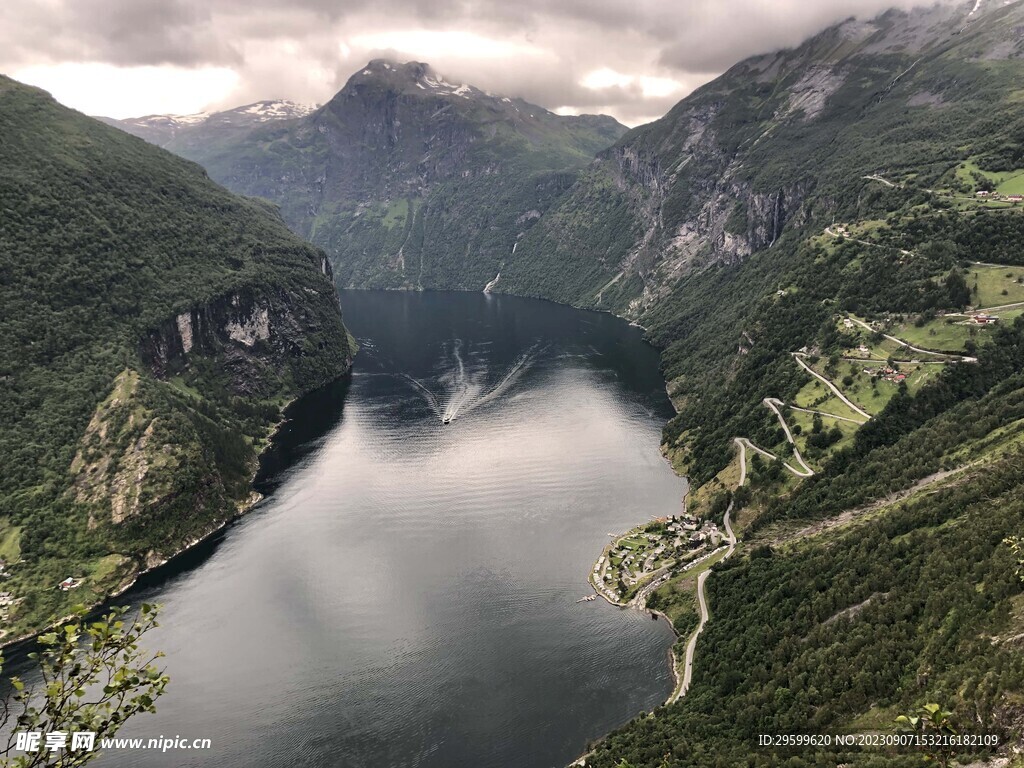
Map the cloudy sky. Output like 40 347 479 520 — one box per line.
3 0 941 126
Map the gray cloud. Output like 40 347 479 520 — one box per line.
1 0 960 124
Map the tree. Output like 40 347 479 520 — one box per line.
0 605 168 768
1005 536 1024 581
895 703 957 768
944 268 971 309
811 413 823 434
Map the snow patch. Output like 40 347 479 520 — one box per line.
236 100 317 121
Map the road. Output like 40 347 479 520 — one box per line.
736 437 809 479
735 437 747 486
674 495 737 702
846 316 975 363
763 398 815 476
976 299 1024 313
788 404 867 425
629 563 674 608
792 353 874 421
825 224 913 256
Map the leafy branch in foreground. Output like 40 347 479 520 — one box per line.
895 703 957 768
0 604 168 767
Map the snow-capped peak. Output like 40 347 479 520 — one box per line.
419 72 474 99
234 100 318 121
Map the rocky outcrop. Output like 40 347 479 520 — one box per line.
139 276 348 398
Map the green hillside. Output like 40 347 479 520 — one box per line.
0 76 353 639
112 60 627 293
533 3 1024 764
98 2 1024 762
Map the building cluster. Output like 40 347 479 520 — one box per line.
968 313 998 325
975 191 1024 203
0 591 19 623
864 365 908 383
593 515 722 603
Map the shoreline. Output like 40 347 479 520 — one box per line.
0 368 352 654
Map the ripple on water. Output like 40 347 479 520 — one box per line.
86 290 686 768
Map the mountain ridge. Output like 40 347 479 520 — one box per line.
103 59 628 292
0 74 354 640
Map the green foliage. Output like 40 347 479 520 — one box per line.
0 604 168 767
0 76 352 636
587 447 1024 767
895 703 958 768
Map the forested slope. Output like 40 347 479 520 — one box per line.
0 76 353 638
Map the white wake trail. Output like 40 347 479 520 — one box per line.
440 339 473 423
401 375 442 418
458 344 538 418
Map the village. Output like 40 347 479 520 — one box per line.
974 190 1024 204
590 514 723 604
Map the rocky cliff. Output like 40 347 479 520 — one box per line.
0 74 353 638
501 1 1024 316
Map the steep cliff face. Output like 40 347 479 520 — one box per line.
502 1 1023 316
0 74 354 637
140 278 348 398
107 60 627 292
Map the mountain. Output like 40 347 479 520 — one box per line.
528 2 1024 764
73 2 1024 761
98 99 318 146
106 59 627 290
503 0 1024 314
0 75 353 639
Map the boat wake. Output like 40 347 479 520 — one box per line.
400 340 539 424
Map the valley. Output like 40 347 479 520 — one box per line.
4 0 1024 766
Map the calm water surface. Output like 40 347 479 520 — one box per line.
98 290 687 767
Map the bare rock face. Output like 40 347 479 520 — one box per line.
502 0 1024 316
139 274 348 398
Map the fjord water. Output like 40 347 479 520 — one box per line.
102 290 686 768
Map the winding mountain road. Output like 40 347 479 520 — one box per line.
736 437 747 486
763 398 815 476
846 316 975 363
671 440 745 703
736 437 809 479
788 404 867 425
792 353 873 421
674 506 735 702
